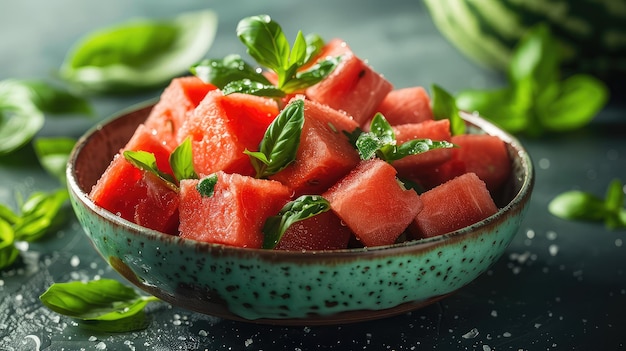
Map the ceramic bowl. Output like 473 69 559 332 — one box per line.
67 102 534 325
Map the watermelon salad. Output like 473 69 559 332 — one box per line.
89 15 512 251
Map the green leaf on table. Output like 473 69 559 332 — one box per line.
262 195 331 249
548 179 626 229
0 79 91 156
431 84 465 135
59 9 218 94
454 23 609 137
40 279 160 332
0 219 20 270
245 98 305 178
13 188 70 242
34 137 76 184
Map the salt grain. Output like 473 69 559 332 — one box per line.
462 328 479 339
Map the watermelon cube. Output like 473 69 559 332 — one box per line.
89 124 179 235
449 134 511 193
144 76 217 150
179 172 292 248
365 86 434 129
305 40 393 126
176 90 279 177
269 97 360 196
275 210 353 251
323 159 422 247
410 172 498 239
391 119 453 181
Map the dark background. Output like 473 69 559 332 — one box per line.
1 1 625 350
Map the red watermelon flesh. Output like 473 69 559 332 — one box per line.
410 172 498 239
144 76 217 150
275 210 353 251
305 41 393 126
365 86 434 130
269 97 360 196
176 90 279 177
179 173 292 248
391 119 453 181
89 124 179 234
449 134 511 194
323 159 422 247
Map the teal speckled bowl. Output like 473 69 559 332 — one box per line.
67 103 534 325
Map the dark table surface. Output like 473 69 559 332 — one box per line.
1 1 625 350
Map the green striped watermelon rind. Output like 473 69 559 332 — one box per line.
424 0 626 77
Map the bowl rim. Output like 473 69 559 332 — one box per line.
67 100 534 260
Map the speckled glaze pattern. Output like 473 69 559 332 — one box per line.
67 103 533 325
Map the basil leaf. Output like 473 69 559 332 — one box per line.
196 174 218 198
536 74 609 132
262 195 330 249
60 10 218 94
605 179 624 214
13 189 69 242
222 79 286 98
304 33 325 64
389 139 456 162
456 87 529 134
19 81 92 116
169 137 198 183
40 279 159 332
281 56 341 93
34 137 76 184
237 15 290 73
508 23 559 90
190 54 271 89
0 80 45 155
431 84 465 135
123 150 177 190
548 191 609 222
0 219 20 270
245 98 305 178
0 204 20 225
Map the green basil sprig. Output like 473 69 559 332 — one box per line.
40 279 160 332
455 24 609 137
60 10 218 94
245 98 305 178
262 195 331 249
355 113 455 162
549 179 626 230
123 137 198 191
191 15 338 101
0 188 70 269
0 79 91 156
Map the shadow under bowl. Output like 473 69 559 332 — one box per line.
67 102 534 325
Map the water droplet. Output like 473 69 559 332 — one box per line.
549 244 559 256
70 255 80 267
462 327 479 339
538 158 550 169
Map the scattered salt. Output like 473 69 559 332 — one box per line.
490 310 498 317
95 341 107 350
462 328 479 339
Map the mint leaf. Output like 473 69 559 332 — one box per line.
245 98 305 178
262 195 330 249
196 174 218 198
355 113 454 162
40 279 160 332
